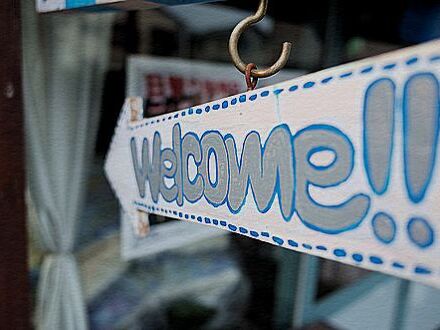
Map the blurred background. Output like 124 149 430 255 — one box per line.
23 0 440 329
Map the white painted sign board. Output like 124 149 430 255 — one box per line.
106 40 440 287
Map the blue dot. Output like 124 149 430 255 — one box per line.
222 101 228 108
406 57 418 65
181 111 186 117
360 66 373 74
352 253 363 262
302 244 312 250
288 239 298 247
188 108 193 115
173 211 178 215
340 72 353 78
228 224 237 231
212 219 219 225
190 215 195 219
197 216 202 222
392 262 405 269
205 106 210 112
303 81 315 88
204 217 211 224
407 217 434 249
316 245 327 251
334 249 346 257
184 214 189 219
239 227 248 234
372 212 396 244
383 63 396 70
220 221 227 226
174 113 179 118
289 85 298 92
430 55 440 62
239 95 246 103
212 104 220 110
274 89 284 95
231 98 237 105
249 94 257 101
261 91 270 97
321 77 333 84
273 236 284 245
168 116 172 120
261 232 270 237
178 212 183 217
196 108 202 114
369 256 383 264
414 266 431 275
250 231 259 237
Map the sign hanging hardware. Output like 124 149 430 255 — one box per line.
229 0 292 89
245 63 258 91
129 98 152 237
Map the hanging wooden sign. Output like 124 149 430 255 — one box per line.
106 40 440 287
37 0 214 13
121 55 304 259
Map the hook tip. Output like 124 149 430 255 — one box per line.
283 41 293 53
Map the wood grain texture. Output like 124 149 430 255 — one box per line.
0 0 30 328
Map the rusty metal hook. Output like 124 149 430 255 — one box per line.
228 0 292 79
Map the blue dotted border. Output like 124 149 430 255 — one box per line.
128 51 439 278
129 52 440 131
134 201 433 277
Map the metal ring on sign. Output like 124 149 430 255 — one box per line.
245 63 259 91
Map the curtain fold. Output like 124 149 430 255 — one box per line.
22 2 114 329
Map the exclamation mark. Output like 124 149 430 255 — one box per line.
403 73 440 203
364 78 396 195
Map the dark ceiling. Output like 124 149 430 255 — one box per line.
221 0 440 45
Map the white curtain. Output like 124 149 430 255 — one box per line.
22 2 114 329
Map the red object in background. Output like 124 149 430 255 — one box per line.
144 73 240 116
145 74 167 115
